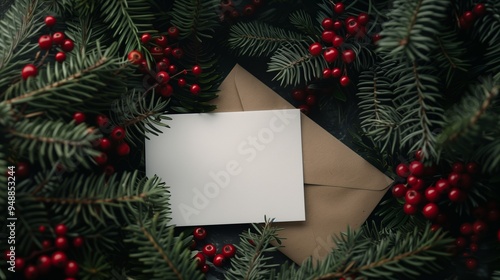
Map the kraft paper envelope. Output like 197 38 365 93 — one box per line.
213 64 393 264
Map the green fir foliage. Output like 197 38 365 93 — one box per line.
169 0 220 42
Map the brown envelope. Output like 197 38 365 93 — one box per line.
212 64 393 264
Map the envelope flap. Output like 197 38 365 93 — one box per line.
233 64 391 191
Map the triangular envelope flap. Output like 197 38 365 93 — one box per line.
234 65 390 191
214 65 245 112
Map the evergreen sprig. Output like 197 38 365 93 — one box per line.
124 213 202 280
6 118 101 170
289 9 318 36
34 171 170 229
474 1 500 44
111 90 171 146
433 29 469 87
268 41 328 86
377 0 450 62
228 21 308 57
170 0 220 42
274 224 452 280
0 0 45 91
225 218 282 280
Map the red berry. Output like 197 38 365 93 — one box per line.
154 35 168 47
322 18 334 30
194 252 205 268
341 49 355 64
222 244 236 258
94 152 108 166
435 179 450 193
252 0 262 7
321 30 335 43
156 61 169 72
141 33 151 44
202 244 216 258
488 208 500 222
111 126 126 141
291 89 306 101
103 164 115 176
469 242 479 252
409 161 424 177
192 65 203 76
497 229 500 242
396 163 410 177
38 35 53 50
127 50 143 64
465 258 477 270
346 20 359 35
424 187 440 202
65 261 79 277
156 71 170 84
168 26 180 38
298 104 310 115
333 20 342 30
178 78 186 87
193 227 207 240
430 224 440 232
405 189 422 205
55 224 68 236
331 67 341 78
55 236 68 250
411 178 426 191
463 11 475 23
448 172 461 186
16 161 30 178
55 51 66 62
37 255 52 274
45 16 56 27
473 3 486 16
332 35 344 47
213 254 225 267
71 112 85 124
150 46 163 59
24 265 38 280
357 12 369 25
466 162 479 174
99 138 112 151
448 188 466 202
51 251 68 267
190 84 201 95
172 48 184 59
339 75 350 87
52 32 66 45
116 142 130 156
22 64 38 80
391 183 407 198
243 4 255 16
322 68 332 79
452 161 465 173
61 39 75 52
460 223 472 235
403 203 418 215
455 236 468 248
323 48 338 63
201 264 210 273
372 33 381 44
334 3 345 14
422 203 439 220
305 94 316 106
42 239 52 249
309 42 323 56
38 225 47 233
72 236 84 248
16 257 26 270
414 149 423 161
472 220 487 235
159 84 174 97
168 64 178 74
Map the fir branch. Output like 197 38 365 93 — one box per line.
474 1 500 44
228 21 308 57
36 171 170 229
6 119 101 170
65 16 110 55
378 0 450 61
226 218 282 280
100 0 156 52
111 90 171 146
124 213 202 280
268 41 328 86
170 0 220 42
289 9 318 36
433 29 469 87
0 0 45 91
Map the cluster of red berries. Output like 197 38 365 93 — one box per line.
8 224 82 279
127 27 205 97
309 2 376 87
191 227 237 274
392 150 500 270
21 16 75 80
72 112 130 175
219 0 263 21
289 87 319 115
459 3 486 30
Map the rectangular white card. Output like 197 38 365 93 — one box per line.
145 109 305 226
